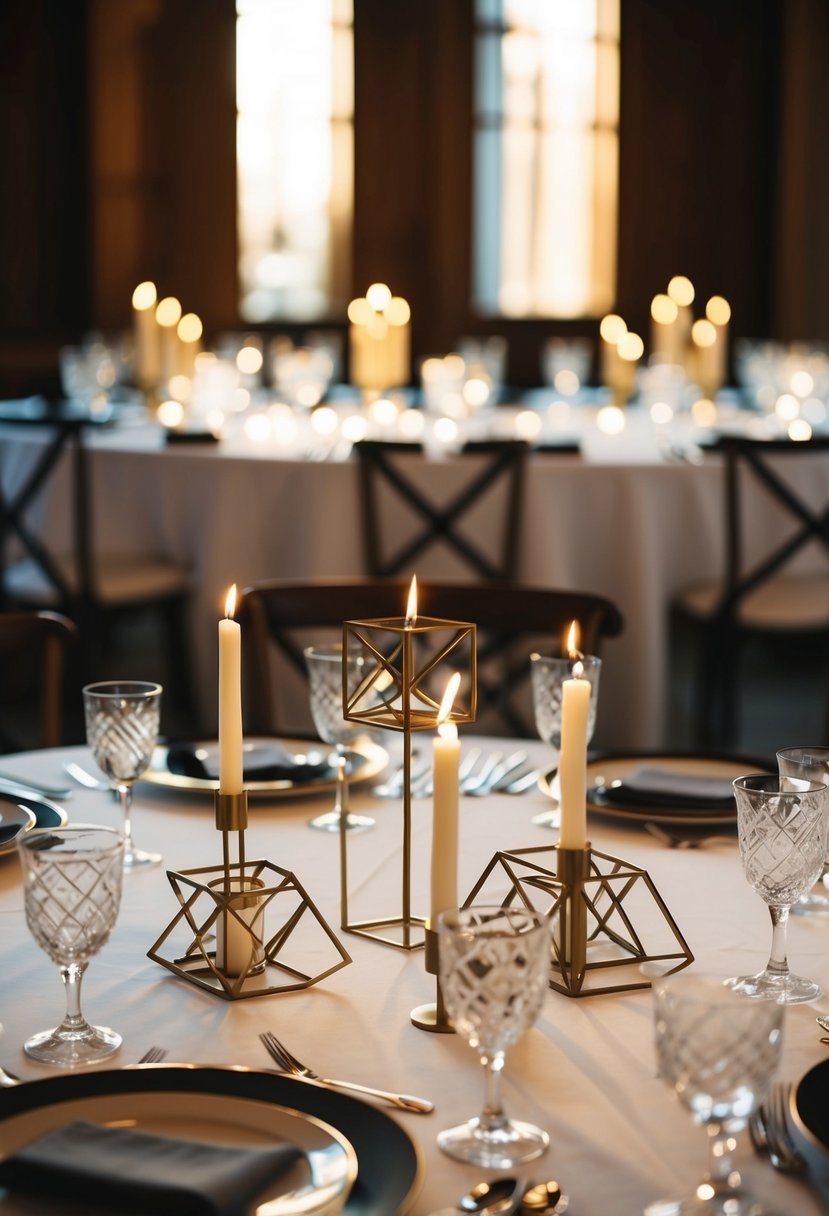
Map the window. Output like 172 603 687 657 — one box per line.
236 0 353 322
473 0 620 319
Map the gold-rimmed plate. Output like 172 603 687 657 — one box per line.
0 1065 422 1214
0 791 66 858
538 752 773 826
141 736 388 798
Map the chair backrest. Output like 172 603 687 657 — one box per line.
0 609 77 749
237 577 623 737
717 435 829 617
354 439 529 581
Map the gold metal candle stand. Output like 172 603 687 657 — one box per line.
341 612 476 950
410 919 454 1033
148 790 351 999
464 842 693 997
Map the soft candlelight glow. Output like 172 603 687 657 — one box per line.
431 672 461 921
157 399 185 429
219 583 244 795
667 275 695 307
348 283 411 390
156 296 182 328
617 332 644 362
650 293 678 325
691 319 717 348
132 281 161 391
405 576 418 626
705 295 731 326
366 282 392 311
132 281 157 311
178 312 203 343
558 619 590 849
599 314 627 344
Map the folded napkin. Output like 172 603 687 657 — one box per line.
0 1119 304 1215
166 741 332 784
592 765 736 810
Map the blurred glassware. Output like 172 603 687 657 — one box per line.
457 335 508 398
270 339 335 409
304 644 374 833
60 333 130 411
541 336 593 396
530 651 601 831
777 746 829 915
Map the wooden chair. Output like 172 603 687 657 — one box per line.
0 400 196 725
354 439 529 581
672 435 829 747
237 577 624 738
0 609 77 750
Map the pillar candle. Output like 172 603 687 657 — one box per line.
219 584 244 794
131 281 160 392
430 672 461 921
558 661 590 848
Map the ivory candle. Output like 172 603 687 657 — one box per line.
430 672 461 921
219 584 244 794
131 281 160 392
558 622 590 849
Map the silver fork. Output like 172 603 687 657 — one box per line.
259 1030 433 1114
137 1045 168 1064
749 1082 809 1181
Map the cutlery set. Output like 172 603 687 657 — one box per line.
373 749 542 801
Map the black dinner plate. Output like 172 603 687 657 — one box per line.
791 1058 829 1195
0 791 66 858
0 1065 422 1215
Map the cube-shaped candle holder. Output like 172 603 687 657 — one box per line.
465 842 694 997
148 790 351 998
340 613 476 950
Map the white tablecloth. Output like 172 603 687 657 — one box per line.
3 414 828 750
0 740 827 1215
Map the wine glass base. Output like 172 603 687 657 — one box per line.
308 811 374 833
645 1189 776 1215
124 845 162 870
437 1117 549 1169
727 970 822 1004
24 1023 122 1068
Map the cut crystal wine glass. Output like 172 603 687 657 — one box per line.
304 645 373 833
437 904 551 1168
729 773 828 1003
777 746 829 915
83 680 162 869
530 651 601 830
648 972 784 1216
17 824 125 1066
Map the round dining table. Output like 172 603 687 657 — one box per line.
0 737 828 1214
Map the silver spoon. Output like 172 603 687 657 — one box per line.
0 1063 21 1088
429 1177 524 1216
816 1014 829 1034
63 761 111 791
520 1181 568 1213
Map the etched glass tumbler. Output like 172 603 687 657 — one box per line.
530 651 601 829
18 824 124 1066
83 680 162 869
648 972 784 1216
437 905 551 1169
304 645 373 833
730 773 828 1003
777 746 829 915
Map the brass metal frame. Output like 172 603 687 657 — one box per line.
148 790 352 999
410 921 454 1033
341 613 476 950
464 842 694 997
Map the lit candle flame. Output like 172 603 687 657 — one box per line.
224 584 237 619
405 575 418 626
437 672 461 739
566 619 584 672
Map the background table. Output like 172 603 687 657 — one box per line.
3 411 828 750
0 739 827 1214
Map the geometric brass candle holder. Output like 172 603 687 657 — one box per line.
464 842 694 997
410 919 455 1033
147 790 352 999
341 610 476 950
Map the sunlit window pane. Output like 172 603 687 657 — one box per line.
473 0 619 319
236 0 353 322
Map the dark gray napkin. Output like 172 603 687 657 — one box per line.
166 742 332 784
0 1119 304 1215
591 765 735 810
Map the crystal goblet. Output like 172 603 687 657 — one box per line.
304 645 373 833
530 651 601 830
648 972 784 1216
17 824 125 1066
83 680 162 869
437 904 551 1169
777 746 829 915
730 773 828 1003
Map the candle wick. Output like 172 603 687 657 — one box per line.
572 659 584 679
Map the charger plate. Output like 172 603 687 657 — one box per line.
791 1059 829 1201
0 791 66 858
539 752 773 827
0 1065 422 1215
142 737 388 798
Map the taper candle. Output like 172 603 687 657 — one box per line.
558 622 590 849
219 584 244 794
431 672 461 920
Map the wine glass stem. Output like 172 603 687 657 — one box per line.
767 905 791 977
479 1050 509 1135
335 745 348 822
703 1121 740 1195
59 962 90 1032
118 783 135 851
